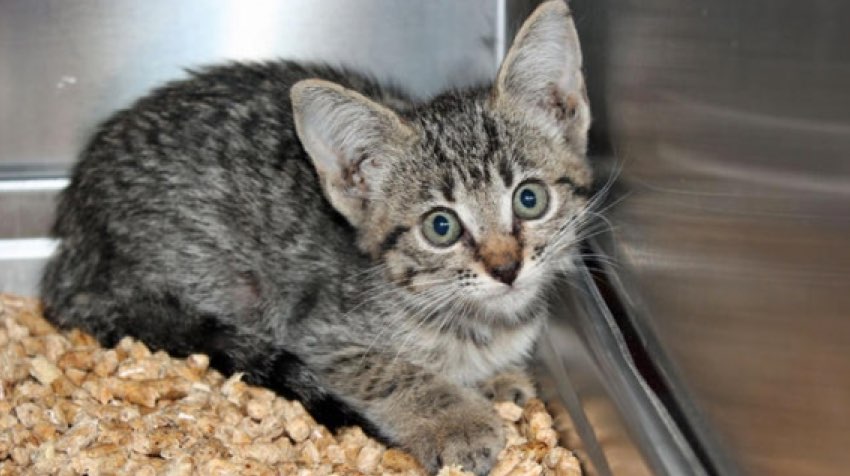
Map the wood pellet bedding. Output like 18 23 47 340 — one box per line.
0 294 582 475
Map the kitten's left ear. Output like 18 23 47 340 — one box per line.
493 0 590 152
291 79 415 227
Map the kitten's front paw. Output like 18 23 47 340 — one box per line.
409 404 504 475
479 369 536 406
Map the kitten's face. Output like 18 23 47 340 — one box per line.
292 0 590 324
368 99 592 322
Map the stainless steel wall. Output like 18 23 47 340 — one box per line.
0 0 513 175
577 0 850 474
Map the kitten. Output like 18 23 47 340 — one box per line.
40 1 591 474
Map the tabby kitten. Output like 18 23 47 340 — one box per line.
40 2 591 473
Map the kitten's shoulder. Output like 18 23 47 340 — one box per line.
77 60 413 164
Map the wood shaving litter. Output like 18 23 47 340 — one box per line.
0 294 582 475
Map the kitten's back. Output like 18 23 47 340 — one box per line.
41 61 404 352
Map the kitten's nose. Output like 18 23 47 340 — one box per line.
479 234 522 285
489 261 521 285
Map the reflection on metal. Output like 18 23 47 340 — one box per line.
0 239 58 296
0 239 58 261
575 0 850 474
539 262 708 476
540 330 615 476
0 0 504 175
0 179 68 192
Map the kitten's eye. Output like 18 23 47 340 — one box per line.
513 181 549 220
421 209 463 247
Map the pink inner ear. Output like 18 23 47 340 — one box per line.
338 163 370 199
541 84 578 123
340 153 370 191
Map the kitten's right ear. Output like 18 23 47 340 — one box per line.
291 79 414 226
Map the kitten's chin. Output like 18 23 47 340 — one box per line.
476 284 543 323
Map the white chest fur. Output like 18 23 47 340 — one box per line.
403 318 544 386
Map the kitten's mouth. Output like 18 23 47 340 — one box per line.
477 281 540 314
500 283 534 298
492 284 524 297
503 283 526 293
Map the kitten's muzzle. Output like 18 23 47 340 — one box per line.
478 234 523 286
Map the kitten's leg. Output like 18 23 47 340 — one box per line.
477 367 536 406
248 347 387 435
303 348 505 476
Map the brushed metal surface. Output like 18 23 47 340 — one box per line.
0 0 501 176
538 263 705 476
582 0 850 474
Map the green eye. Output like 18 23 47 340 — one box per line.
513 181 549 220
421 209 463 247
